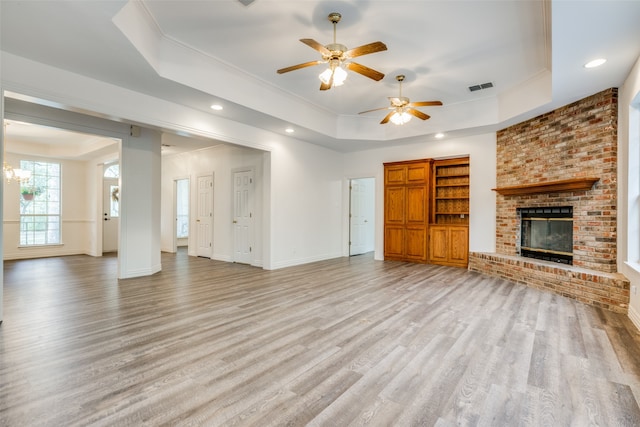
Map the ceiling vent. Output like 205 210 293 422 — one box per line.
468 82 494 92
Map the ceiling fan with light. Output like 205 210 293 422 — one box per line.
359 75 443 125
277 12 387 90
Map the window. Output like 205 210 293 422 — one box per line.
104 164 119 178
103 163 119 218
176 179 189 238
19 160 61 245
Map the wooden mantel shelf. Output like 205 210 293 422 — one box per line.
492 177 599 196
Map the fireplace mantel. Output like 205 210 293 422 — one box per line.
492 177 599 196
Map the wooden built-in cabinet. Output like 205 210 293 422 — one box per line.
429 157 469 267
383 159 430 262
383 157 470 267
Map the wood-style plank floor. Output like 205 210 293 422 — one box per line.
1 250 640 426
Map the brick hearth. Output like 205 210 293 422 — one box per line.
469 88 630 313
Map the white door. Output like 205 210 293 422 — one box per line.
350 178 375 255
102 178 119 253
233 170 253 264
196 175 213 258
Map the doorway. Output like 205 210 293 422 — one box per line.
349 177 375 256
174 178 190 252
102 163 119 253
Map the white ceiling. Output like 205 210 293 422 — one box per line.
1 0 639 156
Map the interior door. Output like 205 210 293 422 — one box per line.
102 178 119 253
233 170 253 264
196 174 213 258
350 178 375 255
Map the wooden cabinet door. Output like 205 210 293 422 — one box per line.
429 226 448 263
429 225 469 267
384 226 405 258
406 226 427 260
384 186 406 225
406 163 427 184
449 226 469 265
406 186 427 225
385 165 406 185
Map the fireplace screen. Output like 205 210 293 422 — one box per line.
519 206 573 264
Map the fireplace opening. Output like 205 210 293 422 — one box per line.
518 206 573 264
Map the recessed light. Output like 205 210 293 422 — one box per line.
435 133 445 139
210 104 223 111
584 58 606 69
285 128 295 133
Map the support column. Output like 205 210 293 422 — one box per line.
118 126 162 278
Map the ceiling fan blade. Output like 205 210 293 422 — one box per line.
407 108 430 121
380 111 395 124
358 106 392 114
300 39 331 56
408 101 443 107
277 60 323 74
346 62 385 81
344 41 387 59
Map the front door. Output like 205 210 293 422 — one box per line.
102 178 119 253
233 170 253 264
196 174 213 258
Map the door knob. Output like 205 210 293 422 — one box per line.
104 218 110 221
233 220 238 224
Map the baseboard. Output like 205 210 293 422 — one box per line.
629 305 640 332
119 262 162 279
269 253 343 270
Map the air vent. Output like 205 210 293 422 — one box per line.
468 82 494 92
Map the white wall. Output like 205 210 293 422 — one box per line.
343 133 497 260
618 55 640 328
268 138 344 269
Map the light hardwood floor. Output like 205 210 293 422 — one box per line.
1 250 640 426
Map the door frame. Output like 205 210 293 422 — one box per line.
172 176 190 253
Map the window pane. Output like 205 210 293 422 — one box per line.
104 164 119 178
110 185 119 217
19 160 61 246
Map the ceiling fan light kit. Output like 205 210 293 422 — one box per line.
278 14 442 126
358 75 443 125
390 110 412 125
277 12 387 90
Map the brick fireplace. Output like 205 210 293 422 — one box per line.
469 88 630 313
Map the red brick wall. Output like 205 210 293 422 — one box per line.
495 88 618 273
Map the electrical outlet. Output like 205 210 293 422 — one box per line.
632 285 637 296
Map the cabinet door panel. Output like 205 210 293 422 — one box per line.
385 187 406 224
407 164 427 184
384 226 405 258
449 227 469 264
385 165 406 185
405 227 427 260
429 226 448 263
406 186 427 224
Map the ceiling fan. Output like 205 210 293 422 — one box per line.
359 75 443 125
277 12 387 90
